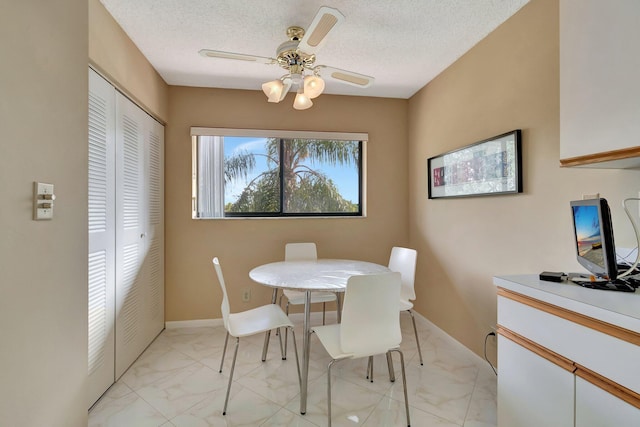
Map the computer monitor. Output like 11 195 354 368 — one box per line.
570 198 618 280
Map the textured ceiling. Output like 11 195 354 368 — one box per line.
100 0 530 99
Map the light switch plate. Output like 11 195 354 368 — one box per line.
33 182 54 220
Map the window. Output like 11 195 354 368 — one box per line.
191 128 367 218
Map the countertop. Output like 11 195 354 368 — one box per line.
494 274 640 334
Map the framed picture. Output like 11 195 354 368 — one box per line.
428 130 522 199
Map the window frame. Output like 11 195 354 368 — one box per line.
191 127 368 219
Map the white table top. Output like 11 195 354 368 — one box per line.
249 259 390 292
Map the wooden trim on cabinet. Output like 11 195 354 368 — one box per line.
560 146 640 167
497 287 640 346
499 325 640 409
575 364 640 410
497 326 576 372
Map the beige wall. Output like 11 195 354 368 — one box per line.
166 87 409 320
408 0 639 359
89 0 170 122
0 1 88 425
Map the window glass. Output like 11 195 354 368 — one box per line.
192 130 365 218
282 139 360 214
224 137 280 214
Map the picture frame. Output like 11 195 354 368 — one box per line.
428 130 522 199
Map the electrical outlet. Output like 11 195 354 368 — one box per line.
241 288 251 302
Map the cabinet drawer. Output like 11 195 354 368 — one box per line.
498 294 640 394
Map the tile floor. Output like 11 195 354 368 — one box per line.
89 312 497 426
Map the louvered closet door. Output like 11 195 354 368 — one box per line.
114 92 165 378
115 93 147 378
143 119 164 341
88 70 116 407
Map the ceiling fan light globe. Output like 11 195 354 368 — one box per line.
262 80 284 102
304 75 325 99
293 92 313 110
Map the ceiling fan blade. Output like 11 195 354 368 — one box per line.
315 66 375 88
199 49 275 65
297 6 345 54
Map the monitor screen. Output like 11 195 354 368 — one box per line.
570 198 617 280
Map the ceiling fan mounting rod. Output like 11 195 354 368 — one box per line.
286 26 305 41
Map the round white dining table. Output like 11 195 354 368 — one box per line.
249 259 391 415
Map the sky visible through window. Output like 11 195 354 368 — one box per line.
224 136 359 204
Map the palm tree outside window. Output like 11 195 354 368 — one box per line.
191 129 366 218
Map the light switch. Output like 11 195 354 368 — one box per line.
33 182 55 220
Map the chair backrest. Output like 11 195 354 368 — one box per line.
285 242 318 261
212 257 231 330
340 272 402 357
388 246 417 302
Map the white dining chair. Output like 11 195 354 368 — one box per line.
312 272 410 427
280 242 341 357
389 246 423 366
212 257 300 415
366 246 422 384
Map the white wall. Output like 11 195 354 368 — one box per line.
0 1 89 425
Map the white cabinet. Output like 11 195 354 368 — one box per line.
576 376 640 427
88 69 164 406
560 0 640 168
494 275 640 427
497 335 574 427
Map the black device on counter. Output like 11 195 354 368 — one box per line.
539 271 565 282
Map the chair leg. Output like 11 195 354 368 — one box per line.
222 337 240 415
327 359 337 427
408 309 424 365
390 349 411 426
366 356 373 382
262 330 271 362
278 327 285 360
276 293 284 336
386 351 396 382
289 327 301 387
219 332 230 373
322 302 326 325
284 302 290 359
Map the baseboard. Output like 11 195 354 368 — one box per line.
164 310 484 365
410 310 486 365
165 318 223 329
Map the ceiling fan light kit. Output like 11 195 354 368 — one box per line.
261 79 284 103
303 74 325 99
293 88 313 110
199 6 374 110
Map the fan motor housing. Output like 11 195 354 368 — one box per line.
276 27 316 71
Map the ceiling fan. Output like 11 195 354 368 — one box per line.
198 6 375 110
